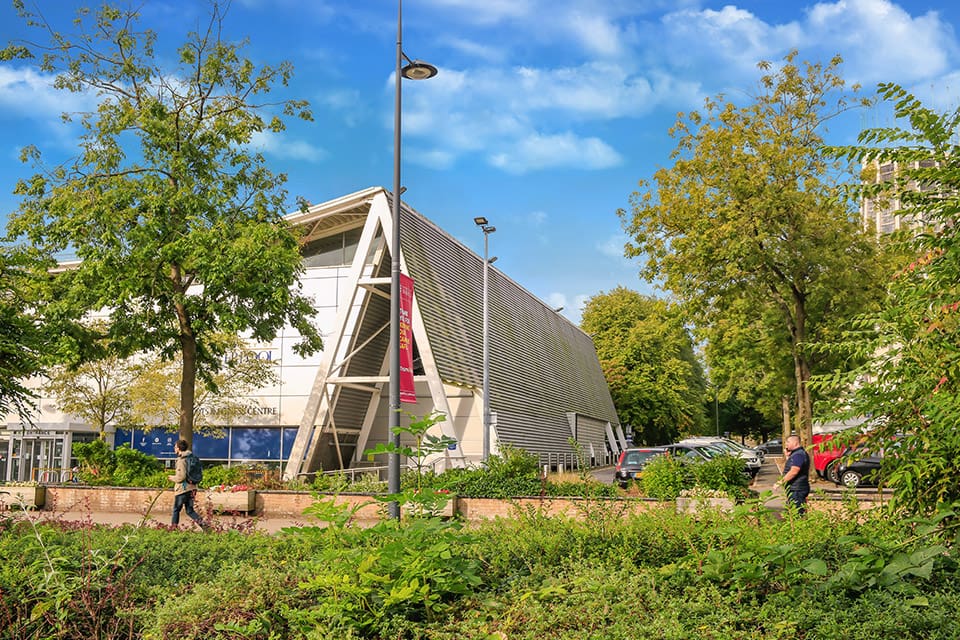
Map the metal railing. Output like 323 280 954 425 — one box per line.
31 467 78 484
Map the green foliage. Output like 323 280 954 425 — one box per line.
293 518 482 637
581 287 706 443
691 454 751 498
3 499 960 638
640 454 690 500
72 441 161 486
0 245 53 426
3 2 322 445
366 410 458 515
619 51 884 439
820 84 960 514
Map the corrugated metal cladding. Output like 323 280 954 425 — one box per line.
574 415 609 462
398 203 620 459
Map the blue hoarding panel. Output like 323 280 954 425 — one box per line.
119 428 229 460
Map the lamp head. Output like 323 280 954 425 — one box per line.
401 60 438 81
474 216 488 226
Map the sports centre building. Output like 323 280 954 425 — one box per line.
1 188 625 482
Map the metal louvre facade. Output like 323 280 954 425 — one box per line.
284 187 621 478
399 198 620 460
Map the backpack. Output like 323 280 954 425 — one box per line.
185 453 203 485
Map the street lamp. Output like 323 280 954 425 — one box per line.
389 0 438 519
474 216 495 462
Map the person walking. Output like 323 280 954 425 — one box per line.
781 434 811 515
168 439 208 530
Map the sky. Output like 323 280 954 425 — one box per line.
2 0 960 324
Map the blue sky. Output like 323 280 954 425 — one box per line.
2 0 960 324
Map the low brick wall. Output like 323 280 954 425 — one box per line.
33 485 880 524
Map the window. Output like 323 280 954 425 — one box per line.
302 228 363 267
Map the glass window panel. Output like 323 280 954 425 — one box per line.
282 427 299 459
231 428 282 460
194 431 230 459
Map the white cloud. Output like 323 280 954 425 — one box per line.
545 292 567 311
598 233 630 261
489 132 622 174
0 66 96 122
802 0 955 84
249 130 326 162
527 210 547 226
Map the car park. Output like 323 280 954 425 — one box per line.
831 438 902 488
614 447 668 487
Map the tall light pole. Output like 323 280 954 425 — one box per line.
474 216 495 462
389 0 437 519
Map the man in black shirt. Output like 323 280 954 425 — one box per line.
781 435 811 516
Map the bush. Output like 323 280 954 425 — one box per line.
72 441 162 486
690 454 750 499
640 454 690 500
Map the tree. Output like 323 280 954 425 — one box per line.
619 52 884 452
819 84 960 513
43 354 137 440
581 287 706 445
127 333 279 432
2 2 322 446
0 246 50 425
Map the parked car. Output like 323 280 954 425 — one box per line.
834 452 883 488
614 447 668 487
758 438 782 455
832 438 902 488
678 437 763 477
661 442 728 462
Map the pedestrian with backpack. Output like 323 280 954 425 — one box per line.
168 439 208 530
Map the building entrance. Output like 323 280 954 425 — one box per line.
0 433 68 483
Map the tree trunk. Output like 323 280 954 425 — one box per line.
179 332 197 448
781 395 791 444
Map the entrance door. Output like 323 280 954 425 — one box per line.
9 436 66 482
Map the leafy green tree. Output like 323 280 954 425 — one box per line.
43 354 137 440
619 52 884 451
0 246 49 425
2 3 322 446
581 287 706 444
127 333 279 432
820 84 960 514
43 331 276 438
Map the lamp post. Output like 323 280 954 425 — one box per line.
389 0 438 519
473 216 495 462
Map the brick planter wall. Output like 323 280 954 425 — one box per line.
33 485 883 525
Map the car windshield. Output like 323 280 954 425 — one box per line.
624 450 661 466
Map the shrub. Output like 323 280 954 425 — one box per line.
640 454 690 500
690 454 750 498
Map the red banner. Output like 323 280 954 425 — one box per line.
399 274 417 403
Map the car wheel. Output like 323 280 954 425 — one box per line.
826 460 840 484
840 470 862 488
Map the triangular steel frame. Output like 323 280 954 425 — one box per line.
283 191 466 481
